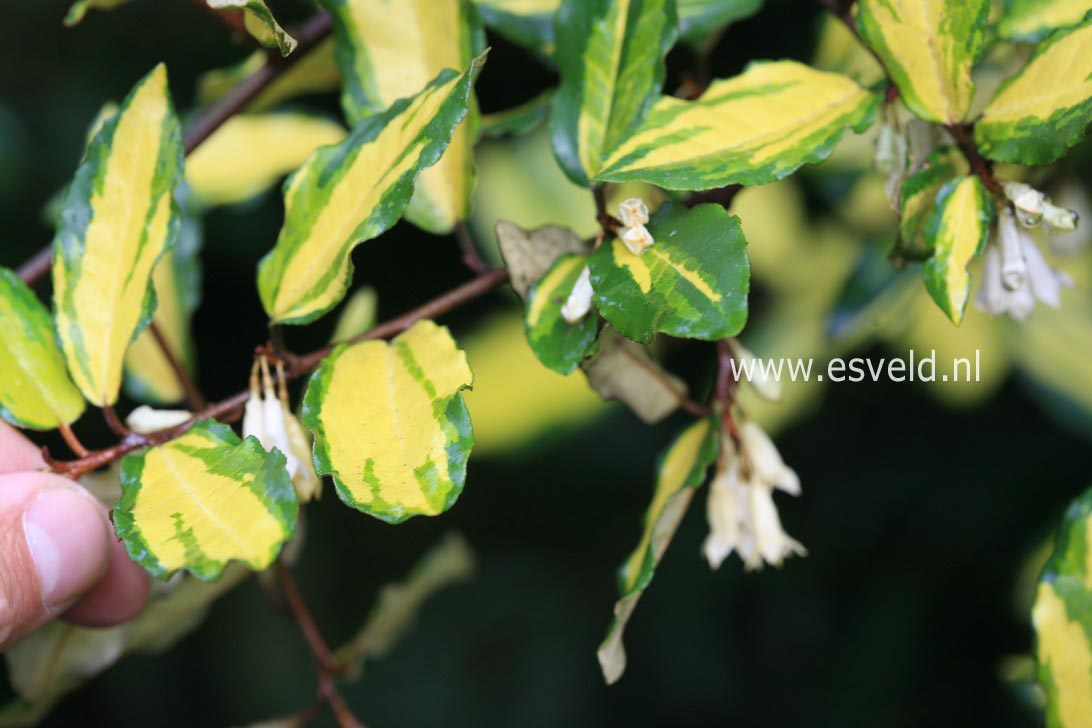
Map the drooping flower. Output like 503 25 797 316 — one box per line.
560 264 594 324
703 424 805 571
977 208 1073 322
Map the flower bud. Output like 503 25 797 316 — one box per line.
1042 201 1078 232
1003 181 1046 228
620 225 654 255
561 265 594 323
617 197 649 228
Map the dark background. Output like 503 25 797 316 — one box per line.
1 1 1089 726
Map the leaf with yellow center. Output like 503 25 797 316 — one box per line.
921 175 993 325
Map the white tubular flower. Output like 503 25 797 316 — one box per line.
997 208 1027 291
976 221 1073 322
125 406 192 435
1003 181 1046 228
739 422 800 495
873 122 902 176
620 224 654 255
560 264 594 323
1042 201 1079 233
243 358 322 502
617 197 650 228
703 425 805 572
728 340 781 403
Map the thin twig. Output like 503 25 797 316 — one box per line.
945 123 1003 195
454 222 491 275
593 186 620 240
57 423 88 458
714 339 742 449
16 247 52 286
102 405 131 438
148 321 206 410
48 268 510 479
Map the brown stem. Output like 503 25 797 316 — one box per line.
148 321 206 410
102 405 131 438
57 422 88 458
593 186 620 239
454 222 491 275
946 123 1003 195
48 268 510 479
714 339 742 449
14 12 334 287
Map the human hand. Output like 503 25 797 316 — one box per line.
0 422 149 649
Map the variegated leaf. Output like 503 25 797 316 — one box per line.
257 55 485 325
123 204 202 405
1033 484 1092 728
330 287 378 343
588 203 750 343
898 147 967 253
52 64 184 407
975 19 1092 165
206 0 297 56
525 254 599 374
301 320 474 524
922 175 993 325
320 0 486 234
856 0 988 123
0 268 85 430
551 0 679 186
471 0 558 56
997 0 1092 42
677 0 763 44
186 113 346 207
481 91 553 139
64 0 129 26
114 419 298 580
598 417 718 684
197 40 341 112
596 61 877 190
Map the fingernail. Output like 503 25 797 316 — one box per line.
23 488 110 611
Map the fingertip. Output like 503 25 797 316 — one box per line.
0 422 45 474
63 538 150 627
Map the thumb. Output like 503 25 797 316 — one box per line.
0 472 112 649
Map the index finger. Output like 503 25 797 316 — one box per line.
0 422 45 475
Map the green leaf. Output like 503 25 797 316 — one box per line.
997 0 1092 42
0 268 85 430
677 0 762 45
321 0 486 233
115 420 298 580
52 64 184 407
596 60 877 190
329 287 378 344
856 0 988 123
472 0 558 57
898 147 968 253
1033 484 1092 727
196 40 341 112
336 532 475 679
481 90 553 139
64 0 129 26
123 202 202 405
257 55 486 325
588 202 749 343
598 417 718 684
922 175 994 325
550 0 679 185
525 254 599 374
186 113 346 207
975 19 1092 165
206 0 297 56
302 320 475 524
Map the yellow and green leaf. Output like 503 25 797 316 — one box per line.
52 64 184 407
114 419 298 580
1032 484 1092 728
471 0 559 57
123 206 202 405
856 0 988 123
550 0 679 185
975 19 1092 164
205 0 297 56
257 55 486 325
997 0 1092 42
898 147 968 253
598 417 718 684
525 254 599 374
186 113 346 207
64 0 129 26
921 175 993 325
596 60 877 189
482 90 553 139
196 40 342 112
677 0 762 45
0 268 85 430
588 202 749 343
329 287 378 344
320 0 486 234
301 320 475 524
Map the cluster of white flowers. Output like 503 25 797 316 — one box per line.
703 423 805 571
976 182 1078 321
242 357 322 503
561 197 655 324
